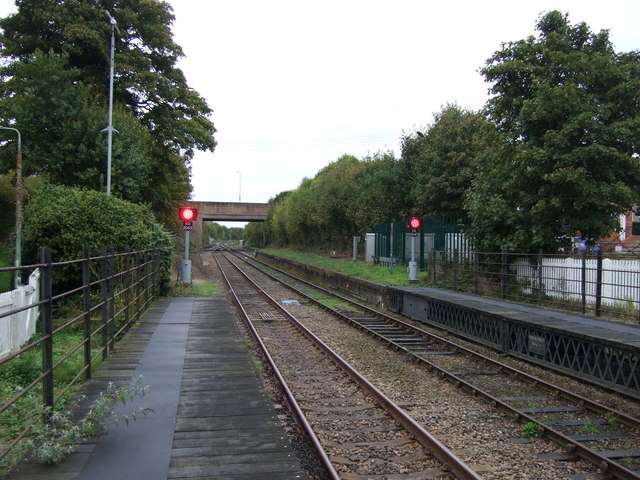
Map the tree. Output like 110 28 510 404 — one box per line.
22 184 174 291
315 155 363 243
404 105 496 218
473 10 640 252
0 50 158 203
244 190 290 247
348 151 409 233
0 50 90 177
0 0 216 221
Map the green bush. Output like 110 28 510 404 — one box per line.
150 221 175 296
0 241 11 293
22 185 174 293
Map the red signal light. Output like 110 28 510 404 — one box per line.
408 217 422 230
179 207 197 221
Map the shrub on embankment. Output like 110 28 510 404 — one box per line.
22 185 174 294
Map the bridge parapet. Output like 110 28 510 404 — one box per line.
186 201 273 248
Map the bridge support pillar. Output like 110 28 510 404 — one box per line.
192 219 203 250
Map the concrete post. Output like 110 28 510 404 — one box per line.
408 234 418 282
181 229 191 283
352 236 360 261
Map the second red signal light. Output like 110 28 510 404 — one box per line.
179 207 197 222
408 217 422 230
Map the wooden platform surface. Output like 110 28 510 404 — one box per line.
10 297 305 480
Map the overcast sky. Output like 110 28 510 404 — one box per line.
1 1 639 217
167 0 639 208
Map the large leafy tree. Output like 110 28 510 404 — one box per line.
266 155 366 249
349 151 409 233
0 0 216 222
0 50 155 203
472 10 640 252
402 104 497 218
308 155 364 246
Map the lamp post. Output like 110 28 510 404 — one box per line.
0 126 22 288
104 10 120 195
237 171 241 202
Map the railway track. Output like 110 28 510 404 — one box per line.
224 248 640 480
214 251 482 480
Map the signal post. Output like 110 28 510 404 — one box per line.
408 217 422 282
179 206 197 283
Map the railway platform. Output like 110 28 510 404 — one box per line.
390 286 640 397
10 297 306 480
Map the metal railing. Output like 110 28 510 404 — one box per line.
0 246 162 467
426 249 640 324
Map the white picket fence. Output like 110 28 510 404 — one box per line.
0 269 40 359
511 257 640 308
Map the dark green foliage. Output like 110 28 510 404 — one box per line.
0 242 10 292
150 221 175 296
0 174 15 239
402 104 497 218
243 191 291 248
22 185 174 291
0 341 40 385
202 222 243 246
258 153 413 250
349 151 411 233
273 155 365 248
471 10 640 252
0 0 216 223
243 221 265 248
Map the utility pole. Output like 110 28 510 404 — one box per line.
104 10 120 195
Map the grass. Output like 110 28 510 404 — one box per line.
171 278 219 297
0 327 95 475
261 247 430 286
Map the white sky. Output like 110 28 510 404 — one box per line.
1 1 639 217
167 0 639 207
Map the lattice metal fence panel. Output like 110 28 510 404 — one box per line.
420 299 504 349
507 324 640 396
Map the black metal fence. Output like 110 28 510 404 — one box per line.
374 217 469 267
0 246 163 467
426 248 640 323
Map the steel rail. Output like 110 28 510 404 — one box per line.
239 249 640 425
232 249 640 480
218 251 483 480
213 253 341 480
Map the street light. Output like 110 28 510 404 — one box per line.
104 10 120 195
237 171 241 202
0 126 22 288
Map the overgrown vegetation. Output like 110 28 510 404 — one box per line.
171 279 218 297
0 328 99 475
523 422 542 437
245 11 640 255
1 377 151 474
0 242 10 293
22 185 174 294
1 240 165 475
0 1 216 224
261 248 429 286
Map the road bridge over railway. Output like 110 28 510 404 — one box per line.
186 201 272 248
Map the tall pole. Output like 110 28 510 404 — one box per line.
237 171 241 202
0 126 22 288
105 11 119 195
182 229 191 283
